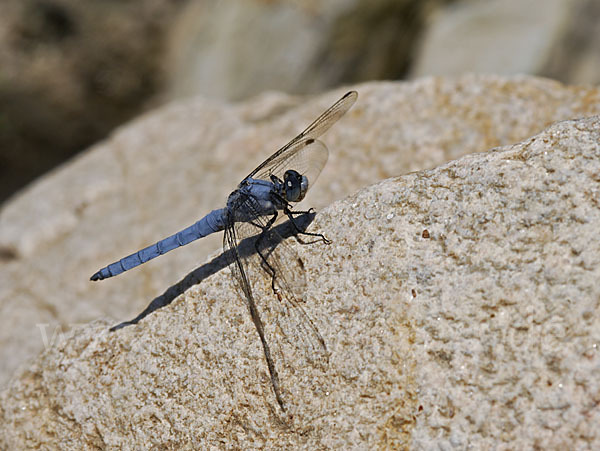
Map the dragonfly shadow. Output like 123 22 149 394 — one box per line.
110 211 317 331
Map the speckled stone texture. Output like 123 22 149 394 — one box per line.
2 76 600 394
1 77 599 448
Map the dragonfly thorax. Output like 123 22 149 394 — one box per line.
283 170 309 203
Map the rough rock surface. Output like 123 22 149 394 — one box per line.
1 112 599 449
1 75 600 393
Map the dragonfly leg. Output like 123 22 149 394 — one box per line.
255 239 278 294
269 192 325 242
252 213 280 295
284 207 331 245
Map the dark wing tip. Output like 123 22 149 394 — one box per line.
343 91 358 103
336 90 358 115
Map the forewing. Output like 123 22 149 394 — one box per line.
254 138 329 195
246 91 357 180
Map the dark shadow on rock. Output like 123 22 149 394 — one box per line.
110 212 318 331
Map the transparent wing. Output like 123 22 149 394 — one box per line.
254 138 329 197
246 91 357 181
223 193 328 368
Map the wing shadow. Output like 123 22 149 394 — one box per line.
110 211 318 331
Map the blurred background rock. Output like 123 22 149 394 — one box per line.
1 0 599 204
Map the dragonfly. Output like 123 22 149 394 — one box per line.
91 90 357 410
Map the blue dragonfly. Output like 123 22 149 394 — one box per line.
91 91 357 410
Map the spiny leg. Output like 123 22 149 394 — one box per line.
252 213 280 295
255 238 280 296
285 207 331 245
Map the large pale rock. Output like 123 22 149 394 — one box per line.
1 113 599 448
411 0 571 78
1 75 600 392
542 0 600 85
165 0 434 101
412 0 600 86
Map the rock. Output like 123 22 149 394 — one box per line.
2 75 600 392
541 0 600 85
411 0 600 86
1 112 599 448
0 0 187 202
165 0 435 101
6 0 600 205
0 0 440 202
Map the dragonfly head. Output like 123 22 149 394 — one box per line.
283 169 308 202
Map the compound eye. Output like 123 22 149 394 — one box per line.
284 170 306 202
